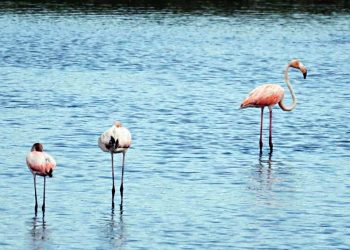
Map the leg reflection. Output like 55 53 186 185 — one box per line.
107 204 126 248
30 215 48 248
259 152 272 168
256 153 273 190
111 201 123 215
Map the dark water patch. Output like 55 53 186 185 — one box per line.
0 0 350 15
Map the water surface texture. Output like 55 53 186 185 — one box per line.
0 1 349 249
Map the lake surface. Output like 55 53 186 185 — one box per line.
0 1 349 249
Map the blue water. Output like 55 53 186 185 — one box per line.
0 2 349 249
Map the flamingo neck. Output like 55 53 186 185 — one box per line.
279 63 297 112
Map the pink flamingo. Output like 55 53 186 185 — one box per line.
26 143 56 215
98 121 132 207
240 59 307 153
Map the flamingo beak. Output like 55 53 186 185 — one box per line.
303 71 307 79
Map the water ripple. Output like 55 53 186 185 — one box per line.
0 4 350 249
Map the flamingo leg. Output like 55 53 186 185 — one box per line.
259 107 264 153
120 152 125 208
34 174 38 215
269 108 273 153
111 152 116 205
42 176 46 213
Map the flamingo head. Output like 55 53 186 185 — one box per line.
31 143 43 152
289 59 307 79
114 121 122 128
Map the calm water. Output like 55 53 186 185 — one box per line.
0 2 349 249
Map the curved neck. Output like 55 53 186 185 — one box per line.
279 63 297 111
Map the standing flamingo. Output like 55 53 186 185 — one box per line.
240 59 307 153
26 143 56 215
98 121 132 207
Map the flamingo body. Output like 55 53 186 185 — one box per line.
240 84 284 109
26 151 56 177
98 122 131 153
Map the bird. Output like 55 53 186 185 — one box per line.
240 59 307 153
26 143 56 215
98 121 132 208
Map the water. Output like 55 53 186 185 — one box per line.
0 1 349 249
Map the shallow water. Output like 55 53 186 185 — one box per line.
0 2 349 249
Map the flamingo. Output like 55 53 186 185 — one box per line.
240 59 307 153
26 143 56 215
98 121 132 207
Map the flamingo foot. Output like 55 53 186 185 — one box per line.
112 186 115 202
120 184 124 209
112 186 115 196
259 140 263 152
120 184 124 197
269 142 273 153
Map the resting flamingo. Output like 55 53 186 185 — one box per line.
98 121 132 207
240 59 307 153
26 143 56 215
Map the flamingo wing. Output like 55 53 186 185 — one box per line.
98 127 114 152
115 127 132 149
240 84 284 108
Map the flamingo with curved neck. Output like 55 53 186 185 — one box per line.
240 59 307 153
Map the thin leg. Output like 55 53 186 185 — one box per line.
269 108 273 153
111 152 115 205
259 107 264 153
34 175 38 215
42 176 46 213
120 152 125 208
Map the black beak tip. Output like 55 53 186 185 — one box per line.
303 72 307 79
